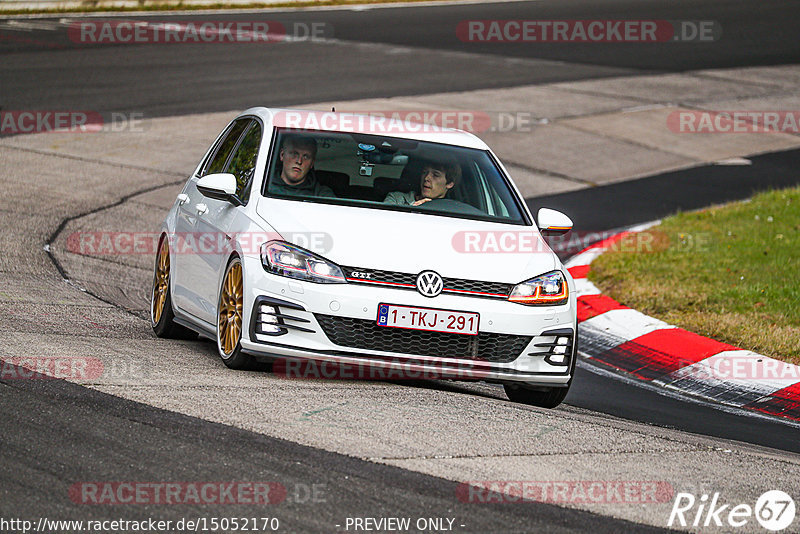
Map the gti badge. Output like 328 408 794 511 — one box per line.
416 271 443 297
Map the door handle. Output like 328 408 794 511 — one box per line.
195 203 208 215
176 193 189 205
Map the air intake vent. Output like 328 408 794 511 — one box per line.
528 328 573 366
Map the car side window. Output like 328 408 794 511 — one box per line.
226 121 262 199
203 118 250 176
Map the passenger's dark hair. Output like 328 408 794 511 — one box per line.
421 157 462 186
282 135 317 158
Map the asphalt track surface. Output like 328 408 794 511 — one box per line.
1 368 668 533
527 147 800 233
1 0 799 117
2 0 800 531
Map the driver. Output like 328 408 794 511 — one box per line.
384 158 461 206
270 135 336 198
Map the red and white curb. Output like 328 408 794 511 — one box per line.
565 223 800 424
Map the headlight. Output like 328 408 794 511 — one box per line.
508 270 568 306
260 241 346 284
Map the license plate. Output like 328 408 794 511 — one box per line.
376 304 479 336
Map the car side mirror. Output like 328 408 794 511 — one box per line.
196 173 242 206
537 208 573 235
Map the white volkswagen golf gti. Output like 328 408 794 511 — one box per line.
151 107 578 408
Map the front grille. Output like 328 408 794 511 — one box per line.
341 266 512 299
442 276 511 297
315 314 531 363
350 268 416 286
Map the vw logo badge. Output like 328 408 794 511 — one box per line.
416 270 443 297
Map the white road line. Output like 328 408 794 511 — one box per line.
581 308 675 342
573 278 602 298
0 19 63 31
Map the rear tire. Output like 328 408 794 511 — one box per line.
151 237 196 339
216 256 256 370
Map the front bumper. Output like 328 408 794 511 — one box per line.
240 256 577 386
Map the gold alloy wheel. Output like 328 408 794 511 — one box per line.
151 239 170 325
218 260 243 356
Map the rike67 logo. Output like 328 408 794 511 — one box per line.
669 490 796 531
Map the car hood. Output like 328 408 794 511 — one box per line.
256 198 558 284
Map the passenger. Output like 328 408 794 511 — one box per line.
270 135 336 198
384 158 461 206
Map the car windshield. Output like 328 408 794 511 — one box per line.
263 128 528 225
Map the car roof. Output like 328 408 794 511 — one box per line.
239 107 491 150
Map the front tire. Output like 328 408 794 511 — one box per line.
151 237 195 339
504 326 578 408
216 256 255 370
503 383 570 408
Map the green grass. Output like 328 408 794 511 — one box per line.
0 0 450 15
589 186 800 364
